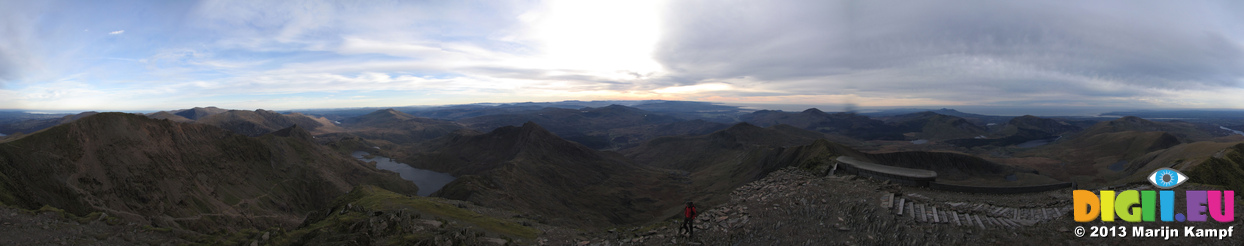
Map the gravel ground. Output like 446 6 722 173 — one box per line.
0 206 187 246
563 168 1244 246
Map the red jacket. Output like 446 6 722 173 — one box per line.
684 206 697 219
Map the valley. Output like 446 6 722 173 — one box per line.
1 100 1243 245
11 1 1244 244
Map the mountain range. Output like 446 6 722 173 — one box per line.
2 101 1243 245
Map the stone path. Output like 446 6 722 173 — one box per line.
879 192 1071 228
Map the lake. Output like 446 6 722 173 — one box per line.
1015 136 1061 148
352 151 456 196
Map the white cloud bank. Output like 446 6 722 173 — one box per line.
2 0 1244 112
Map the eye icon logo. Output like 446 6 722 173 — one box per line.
1148 168 1188 189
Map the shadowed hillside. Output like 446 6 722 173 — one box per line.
1116 141 1243 184
1185 143 1244 192
338 109 466 146
1000 115 1082 136
0 112 98 136
624 123 838 207
626 122 826 171
627 122 1046 208
191 109 345 136
400 122 685 227
457 105 714 149
740 108 905 140
146 111 193 122
887 111 988 140
1078 116 1218 142
171 107 228 120
947 115 1082 148
0 113 417 232
1007 116 1194 186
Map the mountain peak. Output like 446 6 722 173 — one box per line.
147 111 193 122
1007 115 1045 124
583 104 646 116
173 106 227 120
801 108 825 114
598 104 631 110
724 122 761 132
376 108 406 117
515 121 557 138
520 121 543 129
478 121 560 142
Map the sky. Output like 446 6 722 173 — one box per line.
2 0 1243 113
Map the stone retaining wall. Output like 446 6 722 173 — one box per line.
834 162 935 187
834 156 1072 194
927 182 1074 194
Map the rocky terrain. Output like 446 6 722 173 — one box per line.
0 206 187 245
567 168 1244 245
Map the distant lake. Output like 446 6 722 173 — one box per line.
353 151 456 196
1016 136 1061 148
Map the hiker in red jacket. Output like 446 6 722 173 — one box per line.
681 201 697 237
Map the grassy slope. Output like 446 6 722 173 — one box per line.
1115 141 1242 184
1185 143 1244 192
275 185 539 245
0 112 417 232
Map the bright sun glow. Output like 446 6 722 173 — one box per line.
523 0 665 80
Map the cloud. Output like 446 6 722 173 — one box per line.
0 1 45 85
654 83 732 94
653 0 1244 108
5 0 1244 112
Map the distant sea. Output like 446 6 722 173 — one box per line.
719 103 1135 117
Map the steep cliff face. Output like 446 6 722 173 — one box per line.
0 113 417 231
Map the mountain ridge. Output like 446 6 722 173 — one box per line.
0 112 418 231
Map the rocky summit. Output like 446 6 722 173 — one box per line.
570 168 1244 245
